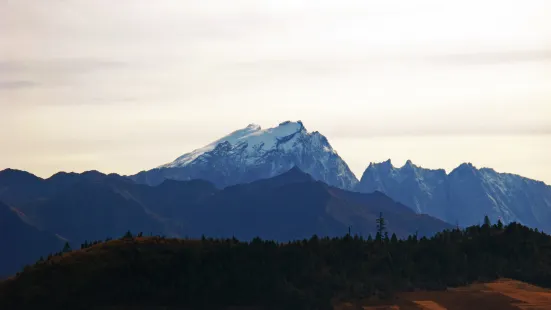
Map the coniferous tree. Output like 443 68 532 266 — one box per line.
123 230 133 239
376 212 386 243
62 242 72 253
483 215 491 228
376 212 386 234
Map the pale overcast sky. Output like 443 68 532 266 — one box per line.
1 0 550 183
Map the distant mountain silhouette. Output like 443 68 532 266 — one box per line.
3 168 449 239
187 168 451 240
19 181 167 244
0 169 49 205
0 168 131 206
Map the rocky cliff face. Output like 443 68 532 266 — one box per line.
356 160 551 231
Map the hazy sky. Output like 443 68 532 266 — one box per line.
1 0 550 183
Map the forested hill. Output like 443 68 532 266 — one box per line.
1 219 551 309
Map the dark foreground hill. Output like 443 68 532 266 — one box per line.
1 221 551 309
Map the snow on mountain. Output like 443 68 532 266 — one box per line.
356 160 551 231
132 121 358 190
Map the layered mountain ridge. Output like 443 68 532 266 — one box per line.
0 167 450 277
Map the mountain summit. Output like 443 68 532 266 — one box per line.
132 121 358 189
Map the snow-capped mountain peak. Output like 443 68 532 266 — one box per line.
160 121 311 168
134 121 357 189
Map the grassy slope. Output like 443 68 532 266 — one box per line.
338 279 551 309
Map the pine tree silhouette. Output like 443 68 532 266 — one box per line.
376 212 387 242
62 242 72 253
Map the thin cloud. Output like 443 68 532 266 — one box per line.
0 58 127 75
226 49 551 76
325 124 551 139
0 80 38 90
229 59 355 76
428 49 551 65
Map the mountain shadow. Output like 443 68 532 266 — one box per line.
0 201 64 278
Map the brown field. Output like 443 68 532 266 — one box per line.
337 279 551 310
